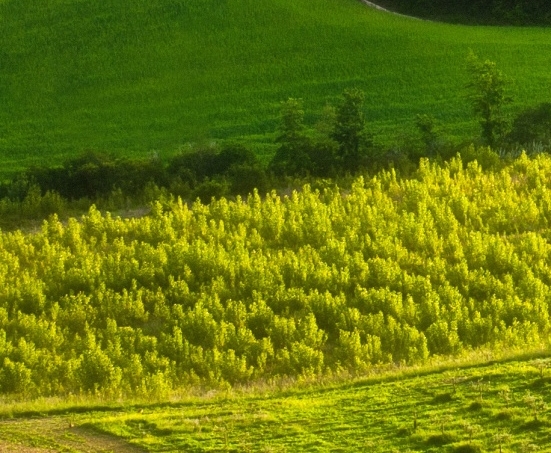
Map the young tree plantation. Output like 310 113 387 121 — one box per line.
3 154 551 398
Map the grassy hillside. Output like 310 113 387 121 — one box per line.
1 0 551 174
2 355 551 452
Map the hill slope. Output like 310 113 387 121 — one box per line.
2 356 551 452
1 0 551 172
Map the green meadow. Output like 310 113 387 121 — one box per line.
1 0 551 174
3 354 551 452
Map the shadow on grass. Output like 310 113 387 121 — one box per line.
2 405 122 420
426 432 457 446
431 392 455 404
518 418 548 431
452 443 483 453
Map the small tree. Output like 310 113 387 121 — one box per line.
499 386 511 409
437 414 453 435
444 373 465 395
269 98 312 176
462 422 482 444
331 88 372 171
310 104 339 177
524 392 546 421
493 430 511 453
415 114 439 156
465 51 512 148
471 378 487 402
530 358 551 379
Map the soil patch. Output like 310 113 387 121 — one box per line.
0 417 145 453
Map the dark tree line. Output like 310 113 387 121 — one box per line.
0 144 268 206
376 0 551 25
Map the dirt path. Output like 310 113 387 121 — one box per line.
0 417 146 453
0 442 50 453
358 0 428 21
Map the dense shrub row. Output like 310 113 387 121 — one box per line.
0 88 390 212
0 145 268 204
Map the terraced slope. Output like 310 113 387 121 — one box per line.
1 0 551 173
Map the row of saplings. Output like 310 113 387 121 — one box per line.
1 53 551 208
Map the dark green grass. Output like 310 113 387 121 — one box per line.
3 357 551 451
1 0 551 175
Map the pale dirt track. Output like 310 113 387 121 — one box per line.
359 0 391 12
358 0 427 20
0 417 145 453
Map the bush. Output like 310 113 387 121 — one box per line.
0 142 266 215
228 164 268 196
508 102 551 146
192 179 229 203
0 358 33 395
167 146 219 183
169 143 266 197
24 151 166 200
452 444 483 453
426 433 456 446
77 347 119 392
461 145 501 171
307 139 338 177
217 143 259 173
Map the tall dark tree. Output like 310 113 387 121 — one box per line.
269 98 312 176
331 88 371 171
415 114 439 157
465 52 512 148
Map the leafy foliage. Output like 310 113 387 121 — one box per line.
3 154 551 396
465 52 512 148
331 88 372 171
508 103 551 146
269 98 312 176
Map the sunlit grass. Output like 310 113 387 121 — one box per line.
3 353 551 452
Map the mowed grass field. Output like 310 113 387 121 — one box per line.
3 355 551 452
1 0 551 174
